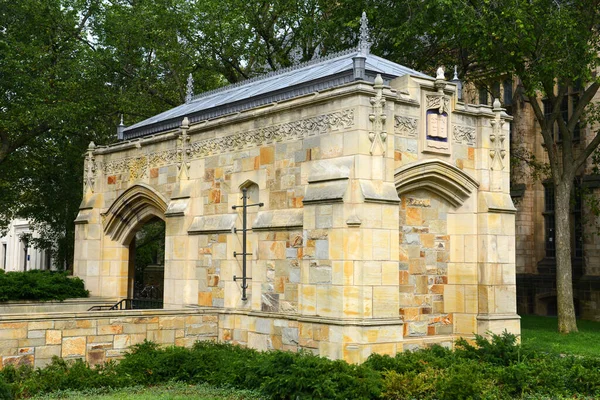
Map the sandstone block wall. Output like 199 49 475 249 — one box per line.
0 309 217 369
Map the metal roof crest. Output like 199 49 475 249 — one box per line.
358 11 371 56
189 48 358 103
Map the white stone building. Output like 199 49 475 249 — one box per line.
0 219 52 272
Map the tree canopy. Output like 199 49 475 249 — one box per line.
2 0 600 332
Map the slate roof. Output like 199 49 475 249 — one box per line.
122 49 430 140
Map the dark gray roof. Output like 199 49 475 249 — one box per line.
123 49 430 140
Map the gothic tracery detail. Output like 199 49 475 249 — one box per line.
369 74 387 156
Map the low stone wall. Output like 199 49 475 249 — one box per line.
0 308 218 369
0 297 118 314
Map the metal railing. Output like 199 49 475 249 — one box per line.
87 298 163 311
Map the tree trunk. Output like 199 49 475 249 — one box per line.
554 179 578 333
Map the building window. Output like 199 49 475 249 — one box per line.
478 86 488 105
573 184 583 258
544 185 555 258
503 79 513 106
572 93 581 141
492 82 501 102
1 243 6 269
543 183 584 259
543 98 555 140
543 86 583 143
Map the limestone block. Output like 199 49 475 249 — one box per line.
63 328 96 337
444 284 465 313
146 329 175 344
0 341 17 357
62 337 86 357
282 328 299 346
464 285 478 314
454 313 476 335
317 285 342 317
248 332 272 351
447 213 477 235
28 321 54 330
328 230 343 260
35 345 61 359
362 261 381 285
494 285 517 314
360 228 373 260
159 317 185 330
98 325 123 335
372 230 391 260
382 261 399 285
372 286 399 318
362 285 373 318
299 284 316 315
0 328 27 340
2 355 33 368
342 286 361 318
447 262 477 285
343 229 361 260
27 330 45 339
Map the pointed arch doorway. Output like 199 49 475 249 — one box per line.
102 184 168 309
129 217 165 308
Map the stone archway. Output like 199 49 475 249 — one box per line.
100 184 169 303
394 159 479 208
394 160 480 337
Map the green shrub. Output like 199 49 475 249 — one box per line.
1 334 599 399
0 376 12 400
0 270 88 302
454 330 522 366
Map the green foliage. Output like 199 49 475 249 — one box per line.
0 376 12 400
454 331 521 366
0 270 88 302
1 334 599 400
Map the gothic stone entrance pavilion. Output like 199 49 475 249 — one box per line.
75 27 519 363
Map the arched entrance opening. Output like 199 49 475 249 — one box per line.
102 184 169 308
129 217 165 309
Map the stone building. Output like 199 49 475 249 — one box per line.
74 19 518 361
0 219 52 272
483 78 600 321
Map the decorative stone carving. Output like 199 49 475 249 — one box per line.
394 116 418 137
189 109 355 158
177 117 191 180
358 11 371 55
489 98 507 170
423 91 451 153
84 142 96 193
185 74 194 104
369 74 387 156
128 156 148 181
102 109 355 175
453 125 476 146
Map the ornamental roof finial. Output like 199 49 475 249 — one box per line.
453 65 459 81
358 11 371 56
185 73 194 103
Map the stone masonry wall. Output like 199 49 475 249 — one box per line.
399 190 452 341
0 309 217 369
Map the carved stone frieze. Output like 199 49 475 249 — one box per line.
394 116 418 137
101 109 355 175
189 108 355 158
129 156 148 181
453 125 476 146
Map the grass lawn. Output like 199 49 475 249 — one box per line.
521 314 600 357
29 383 262 400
